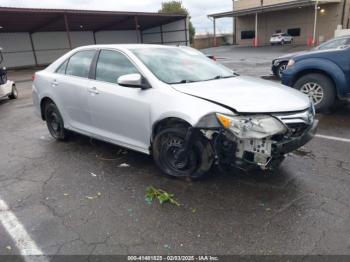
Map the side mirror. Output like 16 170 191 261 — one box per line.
117 73 151 90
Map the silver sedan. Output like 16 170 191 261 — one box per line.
32 44 317 179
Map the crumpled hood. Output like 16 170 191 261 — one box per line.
171 76 310 113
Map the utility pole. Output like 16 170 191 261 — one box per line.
232 0 236 45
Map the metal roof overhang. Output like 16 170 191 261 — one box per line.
0 7 187 33
208 0 340 18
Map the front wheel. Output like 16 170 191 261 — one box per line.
152 127 214 179
293 73 335 112
44 102 68 140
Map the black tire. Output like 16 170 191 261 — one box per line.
152 127 214 179
8 85 18 99
276 62 288 79
44 102 68 140
293 73 336 112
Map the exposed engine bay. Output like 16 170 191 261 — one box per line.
196 107 317 171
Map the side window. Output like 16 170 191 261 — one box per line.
318 39 347 50
56 60 68 74
66 50 95 78
95 50 138 84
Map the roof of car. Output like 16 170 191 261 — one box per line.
75 44 177 51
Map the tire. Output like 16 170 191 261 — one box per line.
44 102 68 140
293 73 336 112
8 85 18 99
276 62 288 79
152 127 214 179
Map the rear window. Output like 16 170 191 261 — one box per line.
66 50 95 78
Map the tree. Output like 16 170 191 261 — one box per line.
158 1 196 44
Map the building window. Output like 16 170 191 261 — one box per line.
287 28 301 37
241 30 255 39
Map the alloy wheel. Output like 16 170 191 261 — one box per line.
300 82 324 105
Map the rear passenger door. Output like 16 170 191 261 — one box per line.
54 50 96 132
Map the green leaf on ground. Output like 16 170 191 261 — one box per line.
145 186 180 207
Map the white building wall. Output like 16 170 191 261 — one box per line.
142 19 188 46
95 30 138 44
0 33 35 68
0 18 188 68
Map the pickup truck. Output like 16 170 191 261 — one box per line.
281 46 350 111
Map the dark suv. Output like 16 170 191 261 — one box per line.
281 45 350 111
272 35 350 79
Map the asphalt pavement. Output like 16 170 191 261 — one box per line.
1 46 350 259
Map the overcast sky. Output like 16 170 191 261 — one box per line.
0 0 233 34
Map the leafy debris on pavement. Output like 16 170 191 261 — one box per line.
145 187 180 207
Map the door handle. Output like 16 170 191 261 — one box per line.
51 80 58 87
88 87 100 95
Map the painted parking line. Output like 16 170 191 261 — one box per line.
0 199 48 262
315 134 350 143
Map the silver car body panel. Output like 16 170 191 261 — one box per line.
0 80 14 98
33 44 312 156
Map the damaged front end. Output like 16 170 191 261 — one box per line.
196 107 318 171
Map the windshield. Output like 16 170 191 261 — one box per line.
131 47 235 84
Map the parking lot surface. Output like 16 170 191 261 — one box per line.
202 45 308 77
1 47 350 257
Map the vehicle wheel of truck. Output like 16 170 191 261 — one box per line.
293 73 335 112
45 102 68 140
8 85 18 99
277 62 288 79
152 127 213 179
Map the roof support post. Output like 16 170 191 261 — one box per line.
313 0 319 46
254 12 258 47
160 24 164 44
64 14 72 49
213 18 217 47
134 16 140 43
93 32 97 44
185 16 189 46
29 33 38 67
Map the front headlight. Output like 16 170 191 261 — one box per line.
273 59 280 66
216 113 287 139
287 59 295 69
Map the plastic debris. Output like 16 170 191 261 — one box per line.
118 163 130 167
90 172 97 177
86 192 101 200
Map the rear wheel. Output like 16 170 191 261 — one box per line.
152 127 213 179
8 85 18 99
44 102 68 140
293 73 335 112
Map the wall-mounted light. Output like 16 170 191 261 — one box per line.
0 26 3 29
80 25 84 29
320 9 325 14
